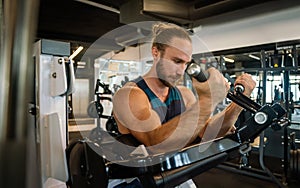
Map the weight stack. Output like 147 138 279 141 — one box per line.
290 149 300 180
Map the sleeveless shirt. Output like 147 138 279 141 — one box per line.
132 76 186 124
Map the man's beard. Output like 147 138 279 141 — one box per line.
156 59 179 87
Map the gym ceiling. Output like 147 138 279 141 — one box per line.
37 0 300 64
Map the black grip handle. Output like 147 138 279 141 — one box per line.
186 61 245 93
186 61 262 114
185 61 209 82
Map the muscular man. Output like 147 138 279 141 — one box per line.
113 22 256 154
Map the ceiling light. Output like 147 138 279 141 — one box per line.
69 46 83 60
223 57 234 63
75 0 120 14
77 61 86 66
248 54 260 60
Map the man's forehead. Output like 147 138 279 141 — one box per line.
166 38 193 57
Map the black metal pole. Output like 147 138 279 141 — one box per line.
283 70 291 183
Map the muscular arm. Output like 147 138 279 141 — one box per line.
200 103 243 142
200 73 256 142
113 68 231 152
113 84 214 152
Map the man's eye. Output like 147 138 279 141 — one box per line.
174 59 182 64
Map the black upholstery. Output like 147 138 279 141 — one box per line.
66 139 108 188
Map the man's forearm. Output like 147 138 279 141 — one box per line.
146 98 214 150
185 97 216 144
200 102 243 142
216 102 243 137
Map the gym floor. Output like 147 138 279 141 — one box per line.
193 167 300 188
193 166 299 188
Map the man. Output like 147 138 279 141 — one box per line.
111 22 256 188
113 22 256 154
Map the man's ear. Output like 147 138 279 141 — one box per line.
152 47 159 59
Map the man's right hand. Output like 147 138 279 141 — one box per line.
192 67 229 107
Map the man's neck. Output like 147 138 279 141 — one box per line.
143 75 169 101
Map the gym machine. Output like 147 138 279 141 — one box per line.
66 62 288 188
34 39 76 187
216 46 300 186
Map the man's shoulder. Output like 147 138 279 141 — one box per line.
114 82 147 99
113 81 150 112
118 82 140 93
124 81 138 87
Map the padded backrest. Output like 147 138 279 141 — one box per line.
65 139 108 188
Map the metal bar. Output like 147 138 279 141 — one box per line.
259 132 285 188
227 92 257 113
283 125 289 184
9 0 39 139
0 0 17 141
255 49 283 187
280 69 291 184
283 71 291 118
292 45 298 68
0 0 40 187
222 66 298 74
150 153 228 187
218 163 283 183
235 91 261 111
261 50 267 105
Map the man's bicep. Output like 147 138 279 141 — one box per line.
178 86 197 108
113 87 161 133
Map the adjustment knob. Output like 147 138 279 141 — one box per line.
254 112 268 124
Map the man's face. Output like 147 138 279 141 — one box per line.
156 38 192 87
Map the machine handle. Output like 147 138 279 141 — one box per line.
185 60 260 113
185 60 209 82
